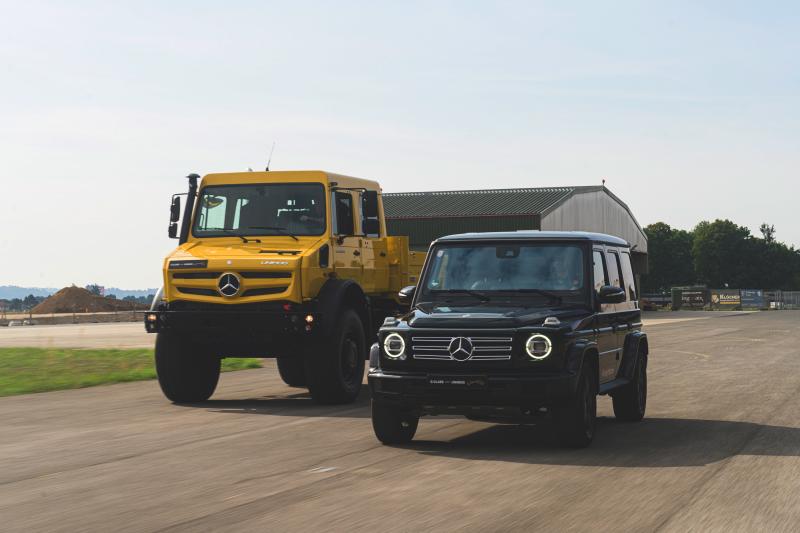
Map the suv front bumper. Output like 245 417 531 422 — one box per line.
368 368 580 412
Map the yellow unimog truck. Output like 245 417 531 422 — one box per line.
145 170 424 404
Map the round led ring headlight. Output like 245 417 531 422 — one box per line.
383 333 406 359
525 334 552 360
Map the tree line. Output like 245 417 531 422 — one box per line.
642 220 800 293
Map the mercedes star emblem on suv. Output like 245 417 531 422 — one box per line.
448 337 474 361
217 273 240 297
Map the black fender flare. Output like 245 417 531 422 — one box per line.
564 339 599 392
619 331 648 380
314 278 372 341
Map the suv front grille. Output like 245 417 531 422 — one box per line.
411 336 513 361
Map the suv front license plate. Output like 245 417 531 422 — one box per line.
428 375 487 390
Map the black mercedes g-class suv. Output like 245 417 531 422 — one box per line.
368 231 648 448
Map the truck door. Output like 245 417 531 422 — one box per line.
592 249 617 383
331 191 363 281
358 190 389 294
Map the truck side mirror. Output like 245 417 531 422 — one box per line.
362 190 379 219
170 196 181 223
398 285 416 304
168 222 178 239
363 218 380 236
598 285 626 304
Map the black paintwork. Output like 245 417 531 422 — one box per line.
368 231 647 418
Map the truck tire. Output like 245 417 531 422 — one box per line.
612 351 647 422
277 356 306 387
304 309 366 404
554 362 597 448
155 332 220 403
371 400 419 444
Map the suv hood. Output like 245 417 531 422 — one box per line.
406 305 590 329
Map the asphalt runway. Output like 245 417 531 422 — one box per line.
1 311 799 531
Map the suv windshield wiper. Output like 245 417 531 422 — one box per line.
247 226 300 241
430 289 491 303
217 228 260 244
508 288 563 305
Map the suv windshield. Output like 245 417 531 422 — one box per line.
192 183 326 238
418 243 587 307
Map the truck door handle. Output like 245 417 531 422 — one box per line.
353 250 361 256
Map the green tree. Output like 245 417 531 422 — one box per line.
641 222 695 292
759 223 775 243
692 219 751 288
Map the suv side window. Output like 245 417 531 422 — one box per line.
605 250 622 290
592 250 608 292
620 251 637 302
333 191 354 235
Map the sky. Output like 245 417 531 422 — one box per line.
1 1 798 289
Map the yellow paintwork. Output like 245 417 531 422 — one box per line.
161 170 425 305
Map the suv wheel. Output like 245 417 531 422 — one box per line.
155 332 221 403
612 350 647 422
554 363 597 448
371 401 419 444
277 356 306 387
304 309 366 404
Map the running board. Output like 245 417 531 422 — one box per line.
599 377 630 395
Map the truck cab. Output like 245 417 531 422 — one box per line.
146 170 424 404
368 231 649 447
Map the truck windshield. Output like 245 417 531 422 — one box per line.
418 243 587 306
192 183 326 238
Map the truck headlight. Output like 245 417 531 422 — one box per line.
525 334 552 360
383 333 406 359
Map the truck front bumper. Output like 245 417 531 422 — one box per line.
144 301 319 356
368 368 580 413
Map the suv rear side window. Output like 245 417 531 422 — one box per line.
620 252 637 301
592 250 608 292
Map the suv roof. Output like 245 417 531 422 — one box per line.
435 230 630 247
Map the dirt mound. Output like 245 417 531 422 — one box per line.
32 286 149 314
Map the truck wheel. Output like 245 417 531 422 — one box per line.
155 332 220 403
612 352 647 422
304 309 366 404
371 400 419 444
554 363 597 448
277 356 306 387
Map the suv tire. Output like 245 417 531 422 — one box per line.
371 400 419 444
554 362 597 448
304 309 366 404
277 356 306 387
155 332 220 403
612 350 647 422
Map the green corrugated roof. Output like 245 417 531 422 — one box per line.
383 186 594 219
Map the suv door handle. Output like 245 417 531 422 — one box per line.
353 250 361 256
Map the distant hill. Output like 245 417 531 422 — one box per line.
0 286 58 299
32 287 150 314
0 286 158 300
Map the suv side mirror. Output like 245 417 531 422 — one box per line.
168 223 178 239
363 218 380 236
398 285 416 304
170 196 181 223
598 285 626 304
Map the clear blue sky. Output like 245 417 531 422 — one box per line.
1 1 798 288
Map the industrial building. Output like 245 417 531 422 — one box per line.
383 185 648 274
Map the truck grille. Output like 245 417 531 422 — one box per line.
411 336 513 361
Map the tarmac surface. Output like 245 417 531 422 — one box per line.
1 311 799 531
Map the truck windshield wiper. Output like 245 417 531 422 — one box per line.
218 228 260 243
430 289 491 302
247 226 300 241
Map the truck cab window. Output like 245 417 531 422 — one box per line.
333 192 354 235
